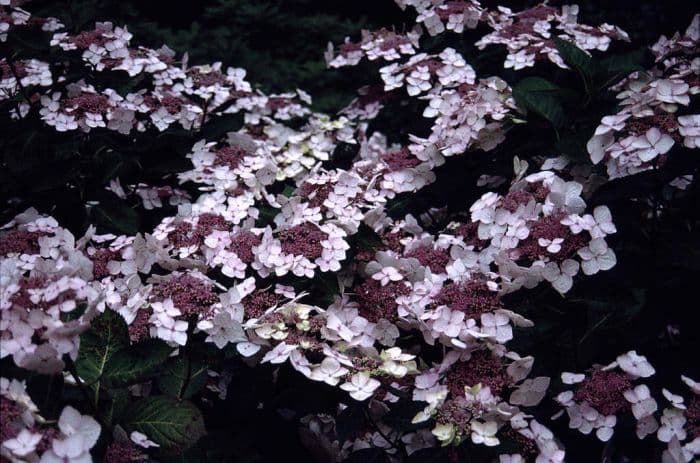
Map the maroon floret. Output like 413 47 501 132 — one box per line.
574 370 632 416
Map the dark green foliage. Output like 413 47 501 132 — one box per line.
513 77 569 128
122 396 206 453
76 311 130 388
104 340 174 387
157 357 209 399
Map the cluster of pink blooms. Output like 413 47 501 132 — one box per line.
395 0 485 36
325 26 422 68
0 58 51 104
0 209 101 375
331 2 629 71
475 4 629 70
554 352 699 462
1 4 354 181
587 15 700 179
1 377 103 462
466 170 617 294
0 376 160 462
2 1 700 462
330 40 514 159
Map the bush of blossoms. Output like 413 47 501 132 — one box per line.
586 15 700 179
1 1 698 462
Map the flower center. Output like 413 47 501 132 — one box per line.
213 146 249 171
574 370 632 416
382 148 421 172
151 274 218 319
433 280 502 319
405 244 450 273
355 278 411 322
67 93 110 115
230 230 260 264
90 248 121 279
445 350 512 397
70 30 108 49
0 229 45 255
241 289 285 319
278 223 326 259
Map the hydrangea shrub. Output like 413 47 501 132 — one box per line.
1 1 699 462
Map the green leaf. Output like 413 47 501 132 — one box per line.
98 151 135 183
157 357 208 399
512 77 567 128
256 206 278 227
598 49 647 88
92 196 140 234
75 311 129 388
553 37 596 84
590 170 658 203
103 339 174 387
281 185 297 197
103 388 130 425
554 131 591 161
121 396 206 454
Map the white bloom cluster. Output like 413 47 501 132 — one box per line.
0 210 100 374
1 378 101 463
554 352 700 462
588 15 700 178
396 0 485 36
325 26 422 68
0 58 52 104
476 4 629 70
